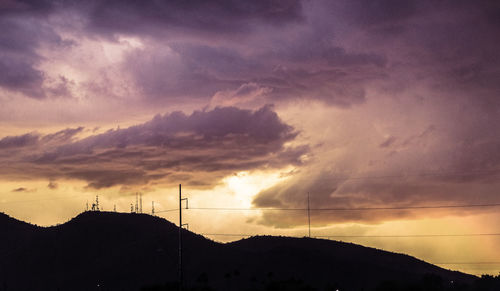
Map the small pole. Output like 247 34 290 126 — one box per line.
178 184 189 291
179 184 182 291
152 201 155 215
307 192 311 238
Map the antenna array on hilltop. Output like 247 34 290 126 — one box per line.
83 192 153 214
132 192 143 213
90 195 100 211
4 182 500 280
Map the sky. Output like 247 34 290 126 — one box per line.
1 0 500 275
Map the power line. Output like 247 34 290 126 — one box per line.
156 208 179 213
186 202 500 212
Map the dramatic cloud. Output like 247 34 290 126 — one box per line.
81 0 304 36
0 0 388 110
252 100 500 227
0 0 498 109
1 0 500 231
0 106 306 189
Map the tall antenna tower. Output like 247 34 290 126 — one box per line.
96 195 100 211
130 203 134 213
139 193 142 213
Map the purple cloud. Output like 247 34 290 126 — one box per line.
81 0 304 36
0 106 306 189
1 0 500 229
0 133 39 149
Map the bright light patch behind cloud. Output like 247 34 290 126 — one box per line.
223 169 293 208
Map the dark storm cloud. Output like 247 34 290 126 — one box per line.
115 0 498 107
0 0 54 16
126 41 385 105
2 0 500 228
0 56 44 98
253 122 500 227
0 17 47 98
0 133 39 149
0 106 306 189
79 0 303 36
0 0 389 105
242 0 500 227
253 167 500 227
0 3 72 99
0 127 83 150
2 0 499 106
337 0 419 28
123 45 242 100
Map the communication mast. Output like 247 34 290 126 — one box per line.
139 193 143 213
91 195 100 211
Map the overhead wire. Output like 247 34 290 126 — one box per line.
185 202 500 212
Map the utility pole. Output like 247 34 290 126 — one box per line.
152 201 155 215
178 184 188 291
307 192 311 238
140 193 143 213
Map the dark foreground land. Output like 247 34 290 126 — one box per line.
0 211 498 291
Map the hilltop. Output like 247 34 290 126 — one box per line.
0 211 482 291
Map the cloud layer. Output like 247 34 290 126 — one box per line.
1 0 500 227
0 106 305 189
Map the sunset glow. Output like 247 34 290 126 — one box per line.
1 0 500 277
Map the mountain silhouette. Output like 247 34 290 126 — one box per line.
0 211 479 291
